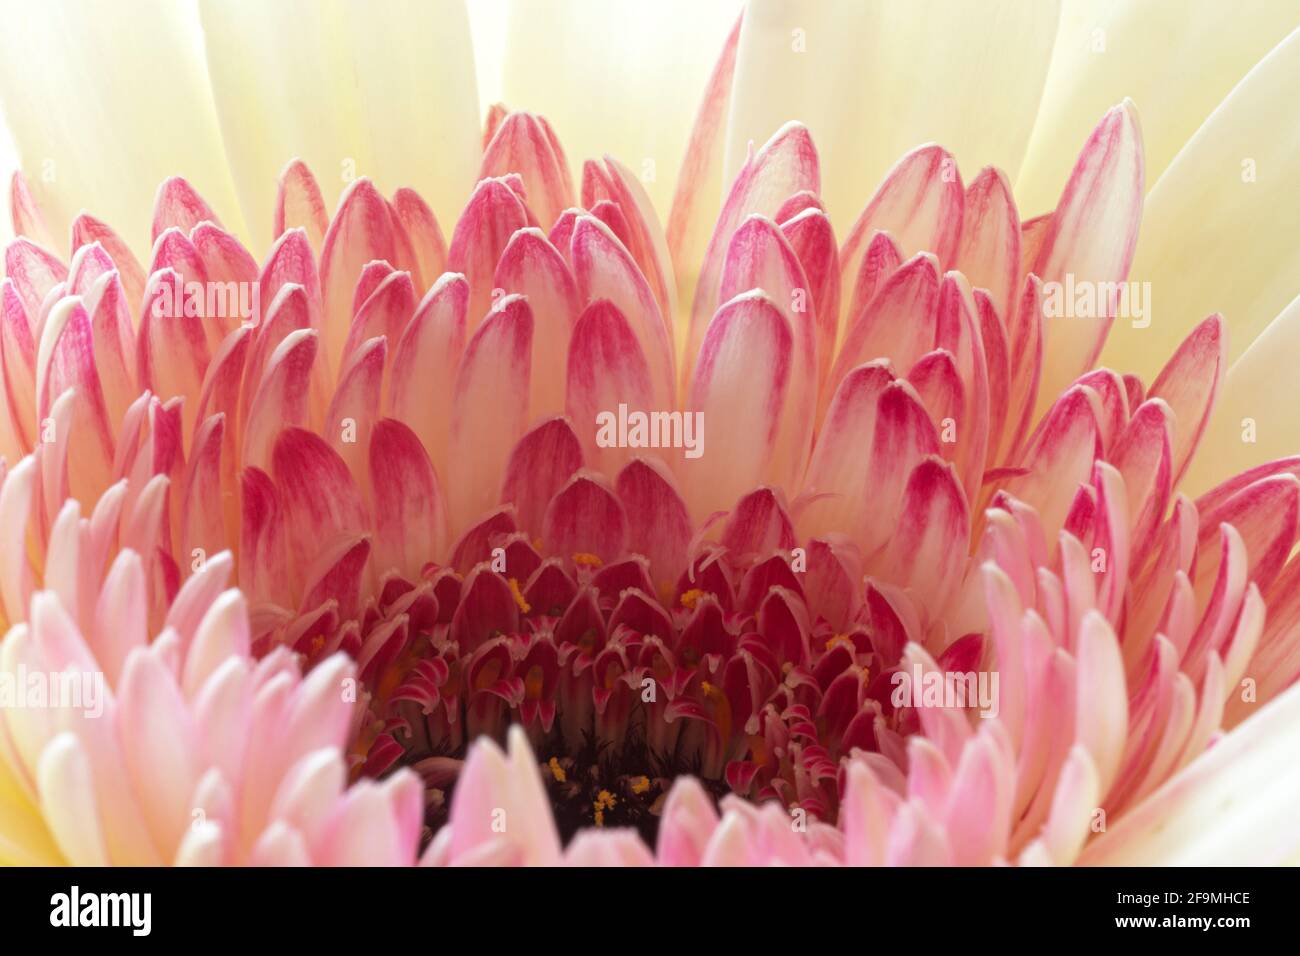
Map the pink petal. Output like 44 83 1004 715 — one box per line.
70 213 146 313
859 380 942 556
682 291 792 518
1031 101 1144 408
480 111 574 230
718 214 817 479
118 645 202 861
138 267 211 439
955 167 1020 324
241 328 318 472
271 427 368 601
1003 386 1100 546
152 176 221 243
583 156 676 326
877 456 970 620
325 334 387 491
1147 313 1225 487
543 472 628 564
9 171 55 251
686 122 819 387
370 418 449 577
666 10 742 305
565 299 656 475
827 253 941 416
6 237 68 321
275 159 329 250
615 457 694 588
392 187 447 291
840 144 964 317
390 273 468 471
447 295 533 534
341 269 415 371
446 177 530 329
570 214 674 407
500 417 584 536
780 206 840 391
320 178 403 375
495 227 579 419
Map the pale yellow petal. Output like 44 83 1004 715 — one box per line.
1080 678 1300 865
0 0 245 258
1102 26 1300 381
498 0 745 217
0 120 19 249
1182 294 1300 496
200 0 481 251
1016 0 1299 215
724 0 1060 231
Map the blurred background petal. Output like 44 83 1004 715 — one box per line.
723 0 1060 229
492 0 744 218
1016 0 1299 215
0 0 244 257
200 0 481 251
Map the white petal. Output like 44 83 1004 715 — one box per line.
199 0 481 248
499 0 744 217
724 0 1059 230
1102 26 1300 380
1017 0 1299 214
0 0 244 256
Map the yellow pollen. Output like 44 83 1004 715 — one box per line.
573 552 603 568
680 588 707 610
630 776 650 795
594 809 604 827
700 680 725 702
508 577 531 614
825 633 850 651
309 634 326 657
547 757 566 783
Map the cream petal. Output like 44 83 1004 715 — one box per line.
1184 295 1300 495
199 0 480 249
724 0 1059 230
0 0 244 257
498 0 745 217
1081 678 1300 865
1103 27 1300 379
1016 1 1299 214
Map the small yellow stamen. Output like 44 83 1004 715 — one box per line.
680 588 707 610
508 577 531 614
547 757 566 783
573 552 603 568
594 809 604 827
825 633 850 651
630 776 650 795
309 634 326 657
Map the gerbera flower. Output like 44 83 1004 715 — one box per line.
0 0 1298 866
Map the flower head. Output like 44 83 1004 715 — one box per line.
1 1 1299 866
